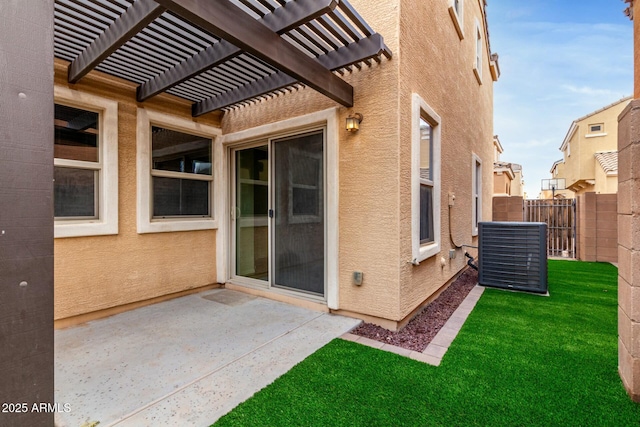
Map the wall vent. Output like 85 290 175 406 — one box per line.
478 222 548 294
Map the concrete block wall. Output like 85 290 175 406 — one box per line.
618 100 640 402
576 193 618 263
492 196 523 222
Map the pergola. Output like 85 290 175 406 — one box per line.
54 0 392 116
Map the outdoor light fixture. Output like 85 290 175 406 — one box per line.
346 113 363 132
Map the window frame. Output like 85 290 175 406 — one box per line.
448 0 464 40
473 19 483 84
54 86 118 238
419 118 435 245
586 123 606 137
137 108 221 234
471 153 482 237
412 94 442 263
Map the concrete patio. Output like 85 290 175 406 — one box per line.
54 289 360 427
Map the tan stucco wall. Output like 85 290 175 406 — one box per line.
222 0 403 321
53 60 220 320
493 172 512 196
562 99 629 193
511 171 524 197
52 1 496 326
595 164 619 194
221 0 495 323
397 0 494 318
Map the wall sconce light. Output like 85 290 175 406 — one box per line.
346 113 363 132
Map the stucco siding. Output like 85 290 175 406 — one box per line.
51 0 496 326
53 60 220 320
221 0 403 321
397 0 494 319
563 98 629 194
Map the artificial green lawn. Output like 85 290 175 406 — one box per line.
214 261 640 426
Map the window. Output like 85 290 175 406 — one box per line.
419 119 435 244
473 19 483 84
55 104 99 219
472 154 482 236
448 0 464 40
412 94 441 263
151 127 212 217
137 109 221 233
54 87 118 238
587 123 605 136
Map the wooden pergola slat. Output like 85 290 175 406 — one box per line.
193 33 387 116
68 0 165 83
155 0 354 108
137 0 339 102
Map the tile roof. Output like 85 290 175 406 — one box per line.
594 151 618 174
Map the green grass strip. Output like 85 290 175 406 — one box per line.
214 261 640 426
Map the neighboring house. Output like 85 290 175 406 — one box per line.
492 135 524 197
540 160 573 199
510 163 525 197
493 161 515 196
558 96 631 195
49 0 499 330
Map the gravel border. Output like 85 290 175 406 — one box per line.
350 268 478 352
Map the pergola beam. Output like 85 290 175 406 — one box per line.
137 0 338 102
155 0 353 108
68 0 165 83
193 33 387 116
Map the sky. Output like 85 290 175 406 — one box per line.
488 0 633 198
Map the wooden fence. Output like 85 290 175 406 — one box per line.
524 199 576 258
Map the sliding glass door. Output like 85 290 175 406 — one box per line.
234 145 269 281
231 130 325 297
272 131 325 296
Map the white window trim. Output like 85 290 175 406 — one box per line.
412 94 441 263
219 108 340 309
585 133 607 138
471 153 482 237
137 108 221 234
473 19 483 84
54 86 118 238
448 0 464 40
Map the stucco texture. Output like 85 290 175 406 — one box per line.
397 0 495 319
53 61 220 320
223 0 495 323
222 0 403 321
562 98 630 195
493 172 512 196
53 0 496 326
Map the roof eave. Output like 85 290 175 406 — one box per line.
560 122 577 152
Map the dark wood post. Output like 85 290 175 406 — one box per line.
0 1 55 425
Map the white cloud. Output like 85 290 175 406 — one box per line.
561 85 622 97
